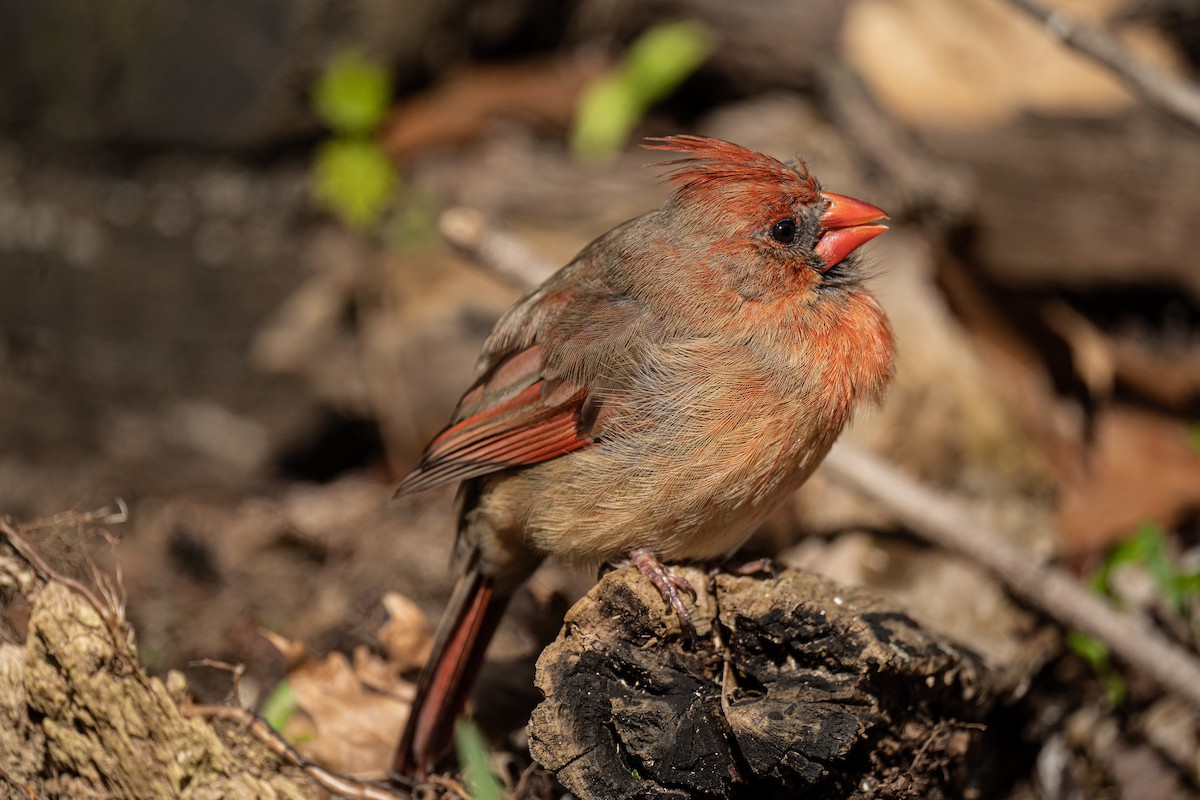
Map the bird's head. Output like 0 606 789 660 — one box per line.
644 135 888 300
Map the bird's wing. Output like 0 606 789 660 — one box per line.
395 259 637 497
394 342 594 496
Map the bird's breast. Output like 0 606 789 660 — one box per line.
473 291 893 569
490 339 840 564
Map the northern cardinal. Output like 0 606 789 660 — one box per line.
392 135 894 779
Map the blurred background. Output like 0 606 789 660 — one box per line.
1 0 1199 794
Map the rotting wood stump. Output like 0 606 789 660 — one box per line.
529 566 1001 800
0 546 317 800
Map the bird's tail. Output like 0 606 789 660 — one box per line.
393 566 511 780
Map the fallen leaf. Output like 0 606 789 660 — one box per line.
287 646 413 776
1058 405 1200 558
378 591 433 672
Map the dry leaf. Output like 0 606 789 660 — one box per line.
262 591 430 777
286 645 414 776
1058 405 1200 557
261 628 309 669
378 591 433 672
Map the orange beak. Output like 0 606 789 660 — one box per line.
815 191 889 270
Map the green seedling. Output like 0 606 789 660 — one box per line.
456 718 504 800
311 50 398 228
572 20 712 161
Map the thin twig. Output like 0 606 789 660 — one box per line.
189 658 247 705
1003 0 1200 133
822 443 1200 713
0 515 127 645
439 209 1200 714
426 774 471 799
510 763 547 800
438 208 556 280
439 207 557 290
183 704 412 800
81 521 128 623
14 498 128 532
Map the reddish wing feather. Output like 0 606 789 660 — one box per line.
395 345 593 496
396 236 650 498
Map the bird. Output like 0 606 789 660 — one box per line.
391 135 895 780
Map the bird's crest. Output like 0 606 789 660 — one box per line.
643 135 819 206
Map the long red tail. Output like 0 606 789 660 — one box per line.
393 568 510 780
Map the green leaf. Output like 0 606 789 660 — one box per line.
455 719 504 800
312 139 395 228
1188 422 1200 456
314 51 392 135
1091 522 1188 614
1086 560 1112 597
1066 630 1126 705
1065 630 1109 671
571 75 642 161
1175 570 1200 601
261 681 298 733
1101 672 1128 705
1132 523 1184 613
623 20 713 105
571 20 711 160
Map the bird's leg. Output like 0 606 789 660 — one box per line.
628 547 697 636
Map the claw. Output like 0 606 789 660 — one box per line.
628 548 697 639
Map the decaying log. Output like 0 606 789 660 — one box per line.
921 114 1200 300
0 541 319 800
529 566 1002 800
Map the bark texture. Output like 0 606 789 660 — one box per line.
0 549 315 800
529 566 1003 800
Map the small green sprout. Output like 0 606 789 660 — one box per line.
261 680 303 737
311 50 397 229
314 51 392 135
456 719 504 800
572 20 712 161
1069 521 1200 705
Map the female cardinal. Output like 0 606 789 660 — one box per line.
392 135 894 779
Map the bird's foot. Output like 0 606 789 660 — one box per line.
628 548 697 638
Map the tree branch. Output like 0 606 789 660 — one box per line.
1003 0 1200 133
822 443 1200 713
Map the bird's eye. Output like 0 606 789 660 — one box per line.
769 218 797 245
